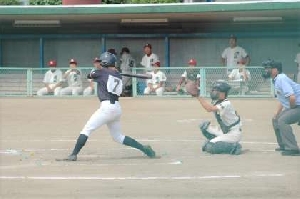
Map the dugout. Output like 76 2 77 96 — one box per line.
0 1 299 72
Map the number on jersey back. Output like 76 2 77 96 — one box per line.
107 75 122 96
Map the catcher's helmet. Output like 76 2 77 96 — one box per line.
100 52 116 67
48 60 57 67
188 59 197 66
212 80 231 93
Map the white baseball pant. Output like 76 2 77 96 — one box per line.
60 86 83 96
37 87 61 96
207 124 242 143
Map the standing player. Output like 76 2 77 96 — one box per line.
140 43 159 72
176 58 200 93
221 34 250 75
83 57 101 96
60 59 83 96
186 80 242 155
120 47 136 95
62 52 156 161
37 60 62 96
262 61 300 156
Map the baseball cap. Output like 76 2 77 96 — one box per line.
230 34 237 40
144 43 152 49
69 59 77 64
121 47 130 54
107 49 117 55
93 57 101 63
48 60 57 67
237 60 246 64
152 61 160 67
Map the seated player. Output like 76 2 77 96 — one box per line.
143 61 167 96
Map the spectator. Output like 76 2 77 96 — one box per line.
120 47 136 96
83 57 101 96
60 59 83 96
140 43 159 72
228 59 251 94
144 61 167 96
262 61 300 156
295 51 300 83
176 58 201 93
37 60 62 96
221 34 250 74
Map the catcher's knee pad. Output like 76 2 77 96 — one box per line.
199 121 216 140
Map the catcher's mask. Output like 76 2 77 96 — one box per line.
210 80 231 100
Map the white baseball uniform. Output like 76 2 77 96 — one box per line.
295 53 300 83
144 70 167 96
222 46 248 73
37 69 63 96
60 69 83 96
140 53 159 72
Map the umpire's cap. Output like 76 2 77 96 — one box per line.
100 52 116 67
212 80 231 93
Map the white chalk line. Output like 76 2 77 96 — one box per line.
0 139 278 145
0 173 284 181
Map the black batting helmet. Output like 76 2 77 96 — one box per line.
100 52 116 67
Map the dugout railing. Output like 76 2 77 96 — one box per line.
0 67 274 98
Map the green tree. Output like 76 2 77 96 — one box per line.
0 0 22 5
29 0 62 5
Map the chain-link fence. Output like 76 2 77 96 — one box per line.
0 67 273 97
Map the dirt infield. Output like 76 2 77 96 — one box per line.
0 97 299 199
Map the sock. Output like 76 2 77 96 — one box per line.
71 134 88 156
123 136 145 152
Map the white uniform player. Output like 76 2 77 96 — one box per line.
176 59 200 92
228 60 251 94
140 43 159 72
221 35 249 74
144 61 167 96
295 52 300 83
62 52 156 161
83 57 101 96
120 47 136 90
37 60 62 96
60 59 83 96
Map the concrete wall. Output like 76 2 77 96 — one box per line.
2 37 300 74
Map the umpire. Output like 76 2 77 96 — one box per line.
263 60 300 156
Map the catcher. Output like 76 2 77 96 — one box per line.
186 80 242 155
176 58 200 94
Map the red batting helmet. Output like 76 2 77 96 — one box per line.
48 60 57 67
69 59 77 64
188 59 197 66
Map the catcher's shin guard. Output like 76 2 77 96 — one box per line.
205 141 242 155
199 121 216 140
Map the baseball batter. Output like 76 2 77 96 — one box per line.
187 80 242 155
176 59 200 92
60 59 83 96
63 52 156 161
37 60 62 96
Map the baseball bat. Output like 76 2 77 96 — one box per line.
120 73 152 79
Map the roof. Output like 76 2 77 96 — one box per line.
0 1 299 34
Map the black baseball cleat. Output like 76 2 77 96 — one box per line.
143 145 156 158
281 150 300 156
